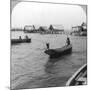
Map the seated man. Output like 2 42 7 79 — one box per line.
25 35 28 39
19 36 22 40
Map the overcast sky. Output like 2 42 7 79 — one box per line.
11 2 86 30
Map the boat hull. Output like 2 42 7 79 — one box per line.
44 44 72 58
11 39 31 45
66 64 87 86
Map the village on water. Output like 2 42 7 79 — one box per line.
11 22 87 44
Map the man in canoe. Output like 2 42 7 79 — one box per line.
19 36 22 40
66 37 70 46
25 35 29 39
46 43 49 49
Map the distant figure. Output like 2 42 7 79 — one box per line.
25 35 28 39
46 43 49 49
66 37 70 45
19 36 22 40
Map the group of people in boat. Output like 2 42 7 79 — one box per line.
19 35 29 40
46 36 70 49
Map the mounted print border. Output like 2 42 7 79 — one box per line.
10 0 87 90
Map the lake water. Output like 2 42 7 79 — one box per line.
11 31 87 90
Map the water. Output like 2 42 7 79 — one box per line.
11 31 87 89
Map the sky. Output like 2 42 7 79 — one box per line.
11 2 86 30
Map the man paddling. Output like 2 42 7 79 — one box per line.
19 36 22 40
25 35 28 39
46 43 49 49
66 37 70 46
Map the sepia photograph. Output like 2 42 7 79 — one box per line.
11 0 87 90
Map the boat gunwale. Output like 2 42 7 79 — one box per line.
66 64 87 86
45 44 72 54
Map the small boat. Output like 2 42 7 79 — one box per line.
66 64 87 86
44 44 72 58
11 38 31 45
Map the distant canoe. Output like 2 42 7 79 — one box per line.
11 38 31 45
66 64 87 86
44 44 72 58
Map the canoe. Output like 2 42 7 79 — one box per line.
11 38 31 45
66 64 87 86
44 44 72 58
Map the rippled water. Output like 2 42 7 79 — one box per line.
11 31 87 90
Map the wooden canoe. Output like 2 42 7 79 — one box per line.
44 44 72 58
